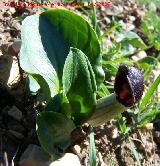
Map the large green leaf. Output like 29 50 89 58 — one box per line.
63 48 97 125
37 111 75 156
20 9 104 98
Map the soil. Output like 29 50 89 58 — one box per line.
0 0 160 166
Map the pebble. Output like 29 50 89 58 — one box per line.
10 41 21 55
7 56 20 87
128 15 136 22
144 123 153 130
0 50 13 84
9 7 16 14
19 144 50 165
2 106 11 115
132 51 147 61
106 5 123 16
148 2 157 12
73 145 81 154
154 131 160 144
8 105 22 121
50 153 81 166
125 23 135 31
8 120 25 135
112 128 118 139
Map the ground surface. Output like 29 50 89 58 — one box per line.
0 0 160 166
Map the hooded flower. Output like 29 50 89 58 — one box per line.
114 64 144 107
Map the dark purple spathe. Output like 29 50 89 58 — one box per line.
114 64 144 107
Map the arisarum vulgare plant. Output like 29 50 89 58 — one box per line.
19 8 144 158
88 64 144 126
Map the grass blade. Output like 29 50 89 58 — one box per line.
129 138 141 166
89 126 96 166
140 75 160 109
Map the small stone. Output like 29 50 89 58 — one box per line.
128 15 136 22
73 145 81 154
9 130 24 139
83 140 89 146
135 9 145 19
125 23 135 31
8 105 22 121
132 51 147 61
0 52 13 84
2 106 11 115
19 144 50 166
106 5 123 16
9 7 16 14
144 123 153 130
149 2 157 12
50 153 81 166
7 56 20 87
11 41 21 55
146 142 153 156
112 128 118 139
154 131 160 144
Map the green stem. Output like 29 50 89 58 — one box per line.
90 0 97 32
87 93 126 126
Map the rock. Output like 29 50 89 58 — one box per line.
7 56 20 87
125 23 135 31
9 130 24 139
2 106 11 115
134 9 145 19
112 128 118 139
148 2 157 12
0 84 14 108
8 105 22 121
132 51 147 61
19 145 81 166
128 15 136 22
0 51 13 84
19 144 50 166
9 7 16 14
10 41 21 55
50 153 81 166
144 123 153 130
0 42 20 86
106 5 123 16
8 119 25 135
154 131 160 144
98 152 105 166
119 21 135 31
73 145 81 154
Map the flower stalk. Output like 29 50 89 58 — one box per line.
88 93 126 126
88 64 144 126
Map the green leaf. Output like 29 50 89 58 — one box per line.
141 21 153 44
45 94 62 113
31 74 51 101
116 113 127 135
89 126 96 166
140 75 160 109
138 56 158 65
26 75 40 95
37 111 75 156
115 31 147 49
137 105 160 127
63 48 97 125
20 9 104 98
